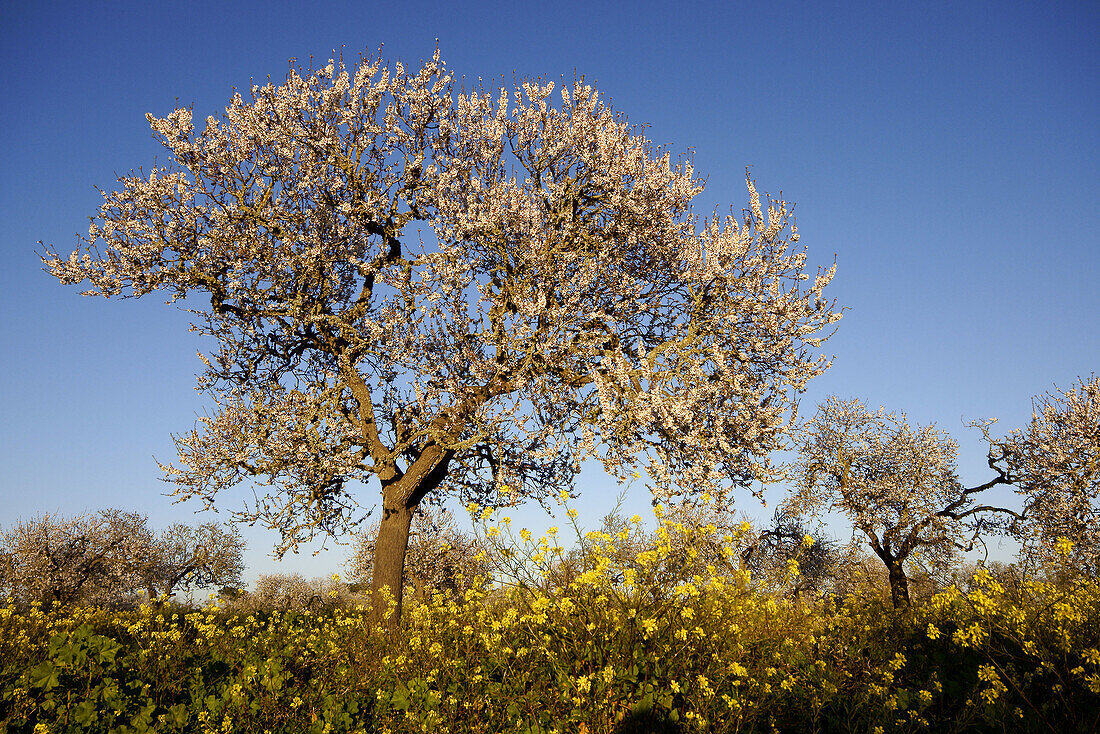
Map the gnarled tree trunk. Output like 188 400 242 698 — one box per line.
368 445 454 632
886 557 910 609
370 496 415 630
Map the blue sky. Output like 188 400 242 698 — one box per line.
1 0 1096 583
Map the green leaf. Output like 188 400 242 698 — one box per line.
391 683 410 711
129 702 157 733
72 699 97 726
632 691 655 715
94 638 121 664
47 633 68 658
29 661 61 691
164 703 190 727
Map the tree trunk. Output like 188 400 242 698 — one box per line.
146 584 160 604
887 560 910 609
370 494 415 631
366 444 454 632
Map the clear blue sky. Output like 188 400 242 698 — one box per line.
1 0 1096 583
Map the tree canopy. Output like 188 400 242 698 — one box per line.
984 375 1100 575
0 509 244 608
41 48 841 625
790 398 979 607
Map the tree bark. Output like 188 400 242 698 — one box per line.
370 491 416 631
887 559 910 609
365 442 453 632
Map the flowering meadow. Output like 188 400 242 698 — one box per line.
2 506 1097 734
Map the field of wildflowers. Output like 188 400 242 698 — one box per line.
2 505 1097 733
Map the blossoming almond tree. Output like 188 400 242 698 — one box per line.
791 376 1099 608
0 510 150 607
0 510 244 607
982 375 1100 578
790 399 991 608
140 521 247 603
41 48 841 627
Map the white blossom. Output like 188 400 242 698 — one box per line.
40 48 841 619
0 510 244 607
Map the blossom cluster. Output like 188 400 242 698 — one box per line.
39 48 841 567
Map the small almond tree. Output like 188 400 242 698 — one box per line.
139 521 246 602
982 375 1100 579
224 572 350 612
790 398 980 607
791 377 1099 608
41 48 841 628
0 509 149 607
0 510 243 607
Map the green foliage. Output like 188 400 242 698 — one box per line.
0 513 1096 733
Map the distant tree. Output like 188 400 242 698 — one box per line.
139 521 246 602
790 399 998 608
980 375 1100 579
790 377 1099 608
0 509 148 607
0 509 243 608
228 572 350 612
253 573 315 610
741 509 841 599
41 47 841 628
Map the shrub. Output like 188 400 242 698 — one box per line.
1 504 1096 732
